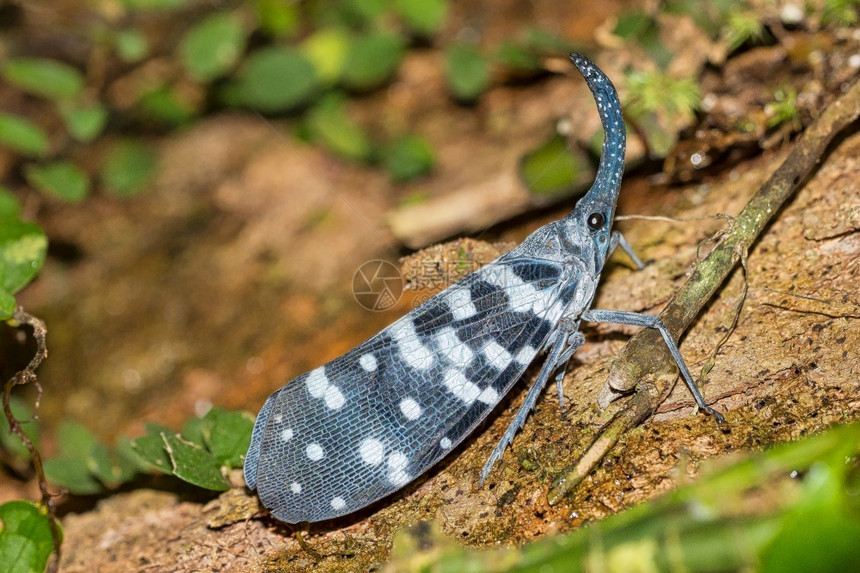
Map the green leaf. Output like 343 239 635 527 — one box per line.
1 58 84 101
137 85 196 127
230 46 319 112
301 27 352 85
0 219 47 295
57 420 98 459
340 0 388 23
120 0 185 10
60 103 108 142
495 42 541 73
114 28 149 62
162 433 230 491
87 440 139 486
100 140 157 196
520 134 591 197
0 113 49 157
43 456 105 495
342 32 405 91
0 395 39 461
0 188 21 221
129 424 173 474
179 12 246 82
115 435 152 474
24 161 89 202
394 0 448 35
383 135 435 182
0 501 58 573
181 416 207 448
255 0 300 38
306 93 373 161
0 289 15 320
201 408 254 468
444 43 490 102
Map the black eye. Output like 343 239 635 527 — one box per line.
587 212 605 231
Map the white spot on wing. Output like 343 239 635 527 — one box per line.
446 287 477 320
359 437 385 466
290 481 301 494
440 437 452 449
399 397 422 420
305 367 328 398
391 320 435 370
387 450 410 486
331 497 346 510
435 327 473 365
482 341 512 370
477 386 499 404
359 353 377 371
444 369 480 404
281 428 294 442
515 345 536 364
306 443 324 461
483 266 537 313
324 385 345 410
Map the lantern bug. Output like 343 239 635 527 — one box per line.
244 53 724 524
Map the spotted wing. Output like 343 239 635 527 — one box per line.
245 256 582 523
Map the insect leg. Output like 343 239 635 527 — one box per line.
552 331 586 409
609 231 645 270
581 309 726 424
479 331 571 485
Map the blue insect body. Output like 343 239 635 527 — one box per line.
244 53 723 524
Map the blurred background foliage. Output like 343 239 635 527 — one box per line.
3 0 854 211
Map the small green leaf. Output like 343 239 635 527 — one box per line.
129 425 173 474
0 219 47 295
43 456 105 495
520 134 591 197
342 32 405 91
255 0 300 38
162 433 230 491
115 434 152 474
87 440 139 486
393 0 448 35
56 420 98 459
60 103 108 142
100 140 157 196
201 408 254 468
0 501 59 573
181 416 207 448
179 12 246 82
0 188 21 221
137 85 196 127
301 27 352 85
0 395 39 461
120 0 185 10
0 113 49 157
306 93 373 161
114 28 149 62
230 46 319 112
0 289 15 320
495 42 541 73
1 58 84 101
24 161 89 202
444 43 490 102
340 0 388 23
383 135 435 182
